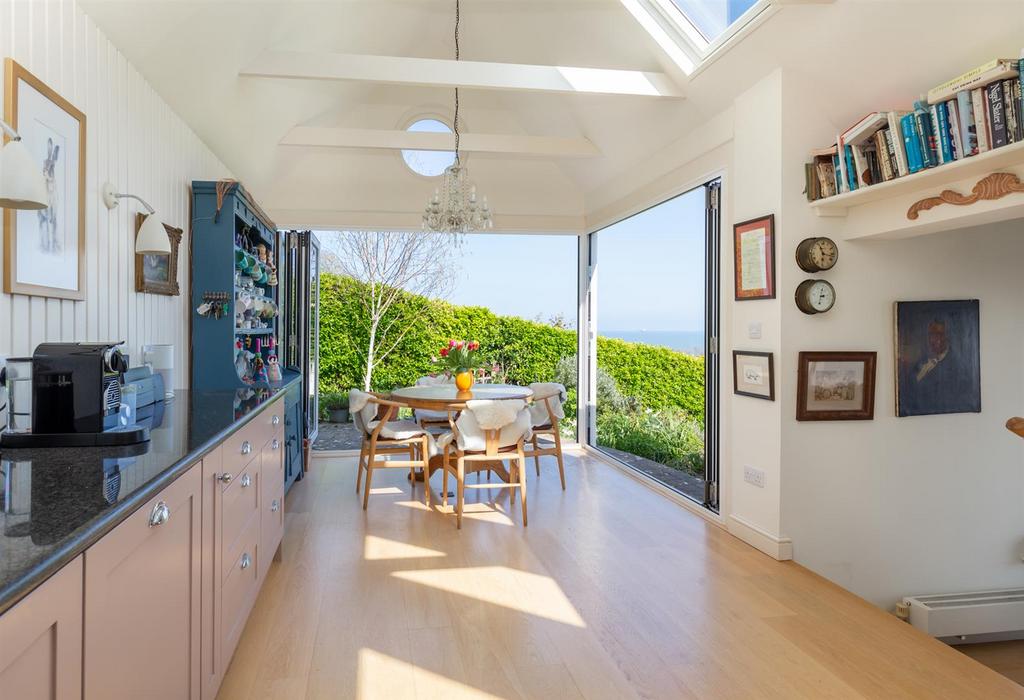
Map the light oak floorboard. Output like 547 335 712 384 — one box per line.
217 452 1023 700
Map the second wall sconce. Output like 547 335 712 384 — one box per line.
102 182 170 254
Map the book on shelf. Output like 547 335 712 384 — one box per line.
987 81 1008 148
972 87 991 153
806 145 838 201
886 111 910 176
1003 78 1020 144
946 99 963 159
955 90 978 156
900 112 924 173
932 102 954 163
927 57 1020 104
912 100 938 169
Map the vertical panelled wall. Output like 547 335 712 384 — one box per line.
0 0 230 383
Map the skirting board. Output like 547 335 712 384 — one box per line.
727 514 793 561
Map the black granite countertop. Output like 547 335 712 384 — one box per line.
0 372 301 615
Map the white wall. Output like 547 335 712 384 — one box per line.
0 0 229 381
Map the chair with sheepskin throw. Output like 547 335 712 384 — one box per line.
413 374 455 433
436 399 532 529
350 389 434 510
522 382 567 489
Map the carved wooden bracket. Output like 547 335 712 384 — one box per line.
1007 417 1024 439
907 172 1024 220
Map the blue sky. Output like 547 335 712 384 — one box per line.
449 186 706 332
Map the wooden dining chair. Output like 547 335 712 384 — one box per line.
523 382 567 490
350 389 433 510
436 399 532 529
412 374 455 434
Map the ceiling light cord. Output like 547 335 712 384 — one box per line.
453 0 460 162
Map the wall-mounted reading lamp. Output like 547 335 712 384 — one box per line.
101 182 170 254
0 117 49 210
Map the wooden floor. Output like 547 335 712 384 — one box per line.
959 641 1024 687
217 451 1024 699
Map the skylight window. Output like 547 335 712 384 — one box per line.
668 0 759 43
401 119 457 177
620 0 769 75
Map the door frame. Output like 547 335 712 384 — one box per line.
579 177 722 511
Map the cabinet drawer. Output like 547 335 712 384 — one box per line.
260 398 285 434
220 524 259 665
221 422 265 481
221 459 259 568
260 443 285 581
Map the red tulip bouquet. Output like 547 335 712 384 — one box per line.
436 340 486 390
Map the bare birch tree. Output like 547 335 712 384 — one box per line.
321 230 457 390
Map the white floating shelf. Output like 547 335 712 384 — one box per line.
810 140 1024 217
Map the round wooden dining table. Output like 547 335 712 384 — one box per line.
388 382 533 412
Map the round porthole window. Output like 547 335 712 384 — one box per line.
401 119 457 177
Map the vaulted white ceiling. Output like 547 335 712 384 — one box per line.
79 0 1024 232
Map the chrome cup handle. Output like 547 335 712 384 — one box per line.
148 501 170 528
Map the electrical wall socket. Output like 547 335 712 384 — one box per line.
744 465 766 488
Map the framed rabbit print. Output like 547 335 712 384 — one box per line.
3 59 87 300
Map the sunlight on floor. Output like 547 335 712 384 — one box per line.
363 534 447 561
357 648 505 700
393 499 517 526
368 486 405 495
391 566 586 628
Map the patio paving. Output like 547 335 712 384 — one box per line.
314 421 362 451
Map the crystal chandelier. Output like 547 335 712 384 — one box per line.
422 0 493 233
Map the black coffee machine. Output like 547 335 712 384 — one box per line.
1 343 149 447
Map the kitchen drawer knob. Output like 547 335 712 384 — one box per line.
241 440 252 455
272 415 281 426
148 501 170 528
240 553 251 570
241 474 252 488
272 438 280 450
217 473 234 484
271 499 280 513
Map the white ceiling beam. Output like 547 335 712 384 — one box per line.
280 127 601 159
240 50 683 98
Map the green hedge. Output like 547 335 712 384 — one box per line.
318 273 704 418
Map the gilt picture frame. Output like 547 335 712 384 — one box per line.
2 58 86 300
135 212 181 296
733 351 775 401
797 351 877 421
733 214 775 300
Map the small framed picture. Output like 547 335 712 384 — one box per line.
733 214 775 300
134 213 182 296
733 351 774 401
797 351 877 421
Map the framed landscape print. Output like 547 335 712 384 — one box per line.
733 214 775 300
797 351 876 421
135 212 182 296
733 351 774 400
895 300 980 417
3 59 86 300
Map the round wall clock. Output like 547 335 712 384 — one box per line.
795 279 836 314
795 237 838 273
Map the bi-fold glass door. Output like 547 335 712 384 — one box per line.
583 179 720 511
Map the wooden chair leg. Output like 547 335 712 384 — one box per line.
442 448 450 509
422 436 431 507
356 442 366 494
553 429 566 490
532 435 541 476
362 444 377 510
509 460 517 507
408 444 416 485
517 446 528 527
456 457 465 530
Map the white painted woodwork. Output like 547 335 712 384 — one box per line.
83 462 202 700
281 126 601 159
0 556 83 700
240 50 684 98
0 0 229 376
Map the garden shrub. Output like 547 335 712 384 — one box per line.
596 408 705 477
318 273 704 421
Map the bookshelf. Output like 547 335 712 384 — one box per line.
809 139 1024 218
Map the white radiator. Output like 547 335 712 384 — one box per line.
902 588 1024 642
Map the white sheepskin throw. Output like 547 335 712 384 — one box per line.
528 382 567 426
450 399 532 451
348 389 379 434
